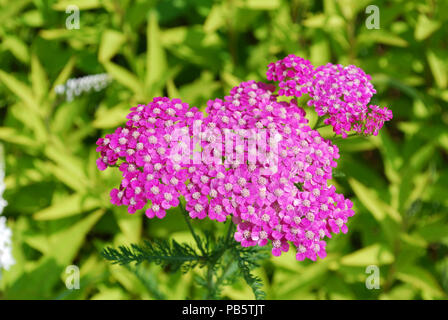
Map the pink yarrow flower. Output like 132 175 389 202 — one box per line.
266 57 392 138
96 97 203 218
307 63 392 137
96 54 392 262
185 80 354 261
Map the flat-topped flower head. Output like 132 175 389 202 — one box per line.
266 54 314 98
307 62 392 137
96 54 392 262
96 97 203 218
181 79 350 261
266 55 392 138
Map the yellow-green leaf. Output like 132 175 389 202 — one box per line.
31 54 49 102
415 14 440 41
98 30 126 62
103 61 144 98
33 193 101 220
427 50 447 89
340 244 394 266
145 10 166 93
349 178 402 223
0 69 38 113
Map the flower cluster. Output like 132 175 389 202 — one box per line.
267 54 314 98
55 73 111 102
267 56 393 137
96 54 391 261
0 148 14 274
96 97 203 219
184 80 354 260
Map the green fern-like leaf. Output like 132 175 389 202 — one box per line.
125 264 166 299
231 246 269 300
102 239 206 273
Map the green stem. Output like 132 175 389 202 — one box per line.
206 264 216 299
179 201 236 299
205 219 235 299
227 0 237 66
224 219 235 245
347 16 356 64
179 200 206 256
331 132 362 142
313 116 327 130
214 259 236 292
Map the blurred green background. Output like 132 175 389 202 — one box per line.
0 0 447 300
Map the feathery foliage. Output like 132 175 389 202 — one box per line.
231 246 269 300
102 239 205 273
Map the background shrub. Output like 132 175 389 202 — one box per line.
0 0 447 299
